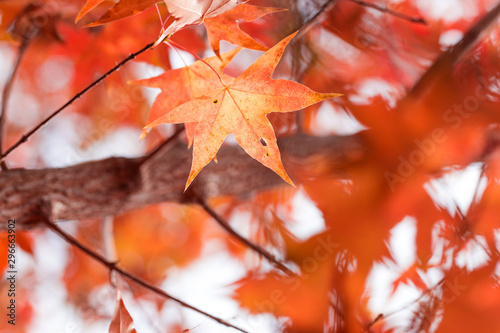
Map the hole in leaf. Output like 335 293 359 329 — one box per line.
213 99 219 104
260 138 267 146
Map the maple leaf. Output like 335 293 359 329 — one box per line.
204 4 286 57
134 47 240 144
145 32 341 189
75 0 106 23
109 292 137 333
156 0 241 44
84 0 161 26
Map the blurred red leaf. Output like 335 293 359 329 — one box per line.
204 4 285 57
85 0 161 27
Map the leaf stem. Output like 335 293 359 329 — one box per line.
154 3 173 35
42 218 249 333
0 41 156 163
166 39 227 86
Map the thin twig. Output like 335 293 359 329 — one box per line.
0 41 156 162
0 42 28 170
196 197 295 277
366 278 445 329
348 0 427 24
166 39 227 86
41 218 249 333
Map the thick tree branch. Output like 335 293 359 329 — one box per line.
0 134 363 229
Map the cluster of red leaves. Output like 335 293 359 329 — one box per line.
231 0 500 332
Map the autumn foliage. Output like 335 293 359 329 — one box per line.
1 0 500 332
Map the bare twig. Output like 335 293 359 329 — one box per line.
0 41 156 162
196 197 295 277
1 134 362 229
42 218 249 333
0 42 28 170
347 0 427 24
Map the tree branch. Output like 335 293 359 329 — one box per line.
42 218 249 333
0 133 363 229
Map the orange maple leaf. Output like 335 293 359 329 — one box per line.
84 0 161 27
145 32 341 189
75 0 106 23
204 4 286 57
134 47 240 144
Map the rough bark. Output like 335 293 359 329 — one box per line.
0 134 363 229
